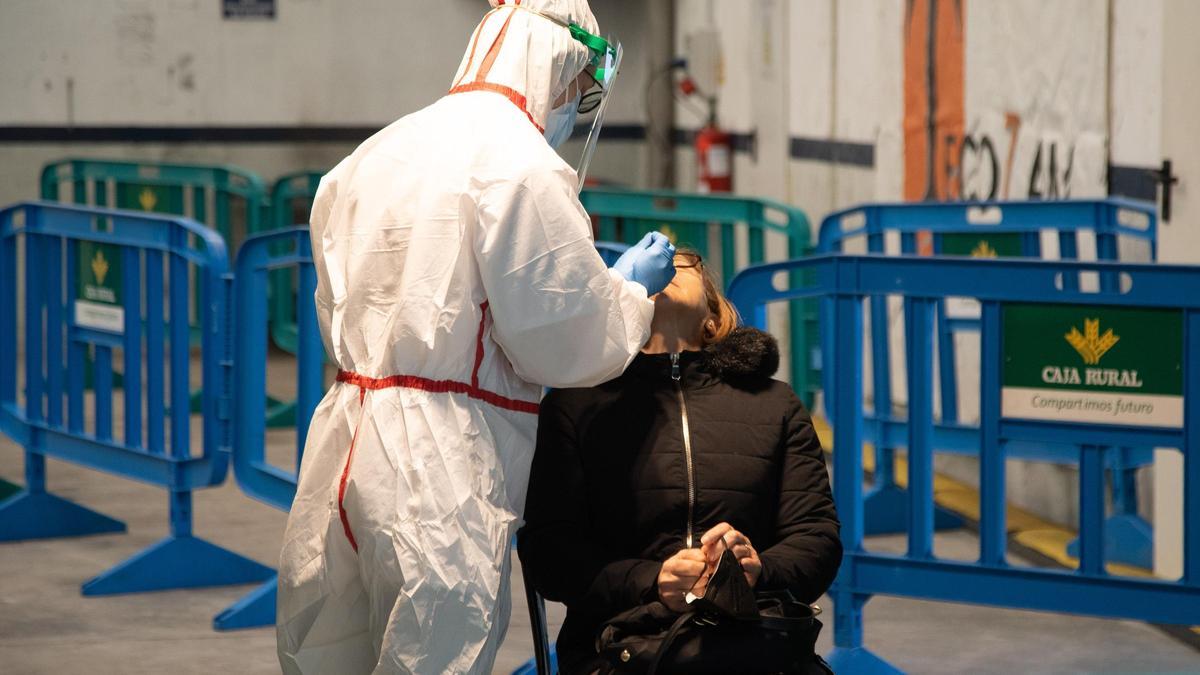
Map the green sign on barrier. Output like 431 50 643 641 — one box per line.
116 182 184 215
76 241 123 332
1002 303 1183 428
941 234 1025 318
941 232 1023 257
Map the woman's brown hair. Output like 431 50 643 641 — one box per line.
676 248 740 346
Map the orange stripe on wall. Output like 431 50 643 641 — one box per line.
903 0 931 202
934 0 965 201
904 0 966 203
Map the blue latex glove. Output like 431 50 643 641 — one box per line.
612 231 677 296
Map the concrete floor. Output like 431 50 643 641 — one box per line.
1 357 1198 673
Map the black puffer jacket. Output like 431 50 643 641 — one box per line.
518 327 842 672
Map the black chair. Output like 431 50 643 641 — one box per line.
522 552 555 675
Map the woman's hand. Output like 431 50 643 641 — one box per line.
701 522 762 588
657 548 708 612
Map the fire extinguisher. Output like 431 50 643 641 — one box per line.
695 118 732 193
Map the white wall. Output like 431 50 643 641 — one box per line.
783 0 903 221
0 0 655 203
1158 0 1200 254
1110 0 1163 170
0 0 482 126
1153 0 1200 581
964 0 1108 201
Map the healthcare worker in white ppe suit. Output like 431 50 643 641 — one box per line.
276 1 676 673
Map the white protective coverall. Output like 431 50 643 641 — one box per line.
276 1 654 673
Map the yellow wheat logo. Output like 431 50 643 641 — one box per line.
138 187 158 211
970 240 998 258
1065 318 1119 365
91 249 110 286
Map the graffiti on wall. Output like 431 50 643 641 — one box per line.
904 0 1107 203
955 117 1077 201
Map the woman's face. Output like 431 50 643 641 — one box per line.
653 253 709 326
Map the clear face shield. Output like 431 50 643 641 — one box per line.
568 31 622 191
517 7 622 191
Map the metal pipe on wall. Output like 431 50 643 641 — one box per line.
645 0 675 189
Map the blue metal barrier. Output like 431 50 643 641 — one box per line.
265 171 325 356
259 172 326 428
214 227 324 630
0 201 272 594
816 199 1158 566
730 254 1200 672
594 240 629 267
40 158 268 250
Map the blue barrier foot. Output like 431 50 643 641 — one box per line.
826 647 904 674
511 649 557 675
0 490 126 541
862 484 964 536
214 575 277 631
82 535 275 595
1065 513 1153 570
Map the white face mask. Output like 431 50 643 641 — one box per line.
544 94 579 149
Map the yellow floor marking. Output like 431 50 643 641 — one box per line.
813 415 1056 538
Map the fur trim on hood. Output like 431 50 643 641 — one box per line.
701 327 780 379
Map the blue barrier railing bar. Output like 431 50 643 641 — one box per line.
732 256 1200 312
216 227 327 630
0 201 272 595
817 198 1157 253
1186 309 1200 585
230 228 321 512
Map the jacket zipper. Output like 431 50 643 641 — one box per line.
671 353 697 548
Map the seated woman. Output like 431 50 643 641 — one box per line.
518 249 842 673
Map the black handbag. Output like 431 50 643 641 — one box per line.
594 549 832 674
